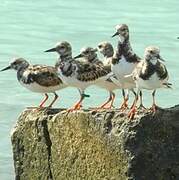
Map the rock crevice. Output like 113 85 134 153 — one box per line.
41 118 53 180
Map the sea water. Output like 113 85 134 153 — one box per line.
0 0 179 179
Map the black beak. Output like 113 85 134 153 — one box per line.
157 55 165 62
111 31 119 38
74 54 83 59
44 47 56 52
1 66 11 72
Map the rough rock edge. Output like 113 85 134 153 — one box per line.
11 105 179 180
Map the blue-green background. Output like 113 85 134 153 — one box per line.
0 0 179 179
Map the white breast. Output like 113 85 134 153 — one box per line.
111 56 137 89
136 73 169 90
112 56 137 77
20 81 65 93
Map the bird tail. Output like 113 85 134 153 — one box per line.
163 82 172 89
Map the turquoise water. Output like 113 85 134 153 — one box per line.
0 0 179 179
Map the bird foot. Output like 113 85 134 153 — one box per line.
149 104 158 113
90 101 114 111
128 106 137 120
99 102 114 109
67 103 82 112
119 103 128 112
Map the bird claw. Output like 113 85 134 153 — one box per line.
67 103 82 112
99 103 114 109
119 103 128 111
128 107 137 120
90 100 114 111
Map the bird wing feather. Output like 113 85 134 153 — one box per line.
28 65 62 87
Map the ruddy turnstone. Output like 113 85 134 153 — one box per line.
128 46 171 119
74 45 119 109
97 42 122 108
74 47 102 65
45 41 111 111
97 42 114 66
1 58 65 108
111 24 144 110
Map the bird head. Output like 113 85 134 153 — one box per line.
74 47 97 62
112 24 129 42
1 58 29 72
97 41 114 57
144 46 165 62
45 41 72 57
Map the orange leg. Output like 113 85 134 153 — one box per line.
120 98 128 111
39 93 49 108
129 89 137 109
128 92 139 120
128 105 137 120
97 92 115 109
48 93 58 108
67 92 85 112
120 89 129 111
67 98 83 112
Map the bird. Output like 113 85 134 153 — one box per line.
97 42 122 108
74 44 120 109
45 41 111 111
128 46 171 119
111 23 145 110
1 58 66 108
74 47 102 65
97 41 114 66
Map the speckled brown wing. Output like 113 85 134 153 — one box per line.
156 62 168 80
138 61 168 81
76 62 110 82
28 65 62 87
132 61 145 80
117 41 141 63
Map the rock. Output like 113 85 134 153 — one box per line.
11 106 179 180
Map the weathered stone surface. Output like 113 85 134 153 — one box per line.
11 105 179 180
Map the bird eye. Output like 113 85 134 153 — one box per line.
150 50 154 54
60 46 65 49
85 50 89 54
98 45 102 48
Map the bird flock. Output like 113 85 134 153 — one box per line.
1 24 171 119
